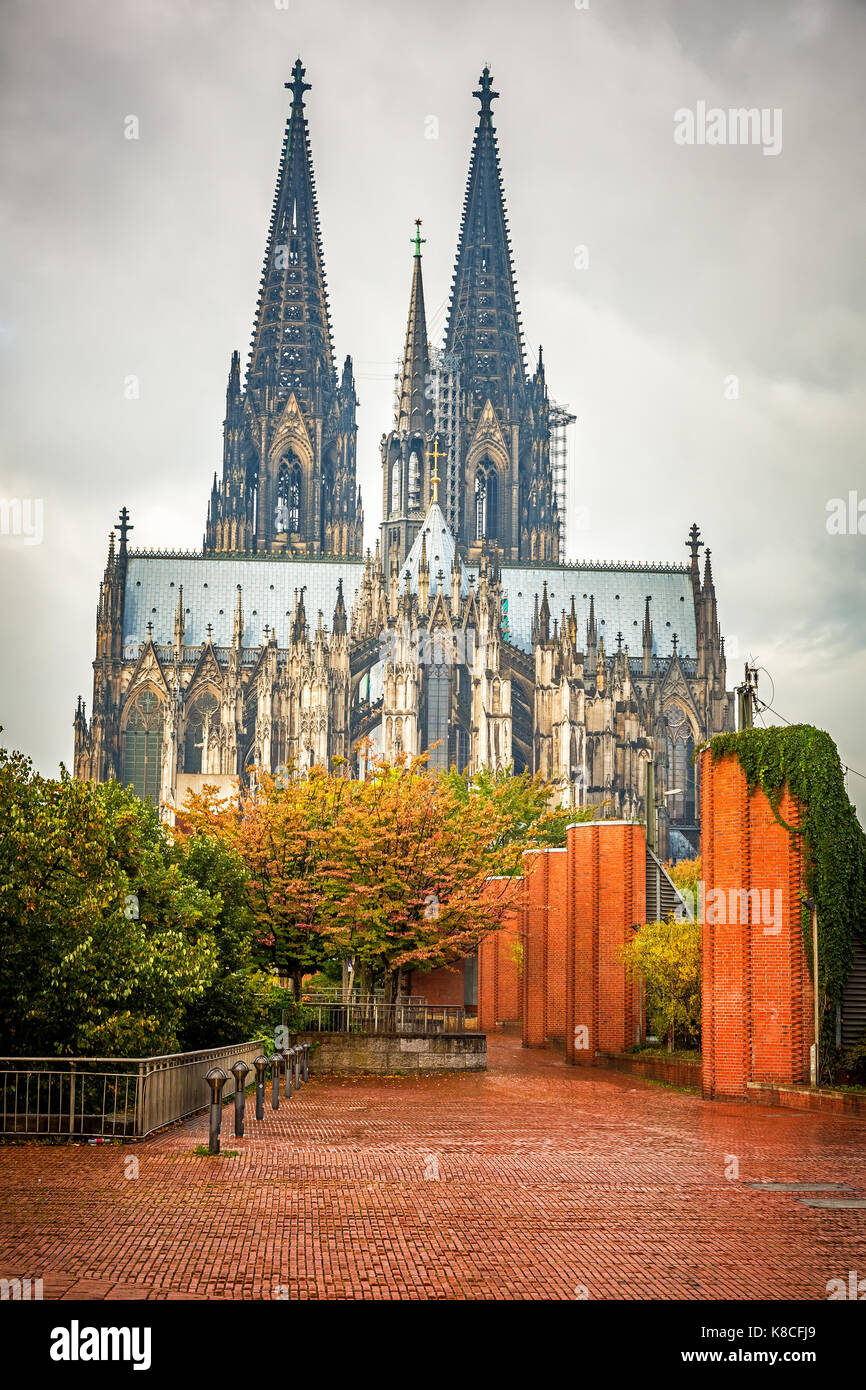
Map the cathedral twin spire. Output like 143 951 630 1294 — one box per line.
445 66 526 411
206 58 362 558
246 58 333 405
206 58 557 568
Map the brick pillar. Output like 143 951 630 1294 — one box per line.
477 924 497 1033
566 822 646 1064
546 849 568 1042
522 851 547 1047
477 887 522 1030
701 751 811 1100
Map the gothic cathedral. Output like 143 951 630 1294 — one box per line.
74 60 734 861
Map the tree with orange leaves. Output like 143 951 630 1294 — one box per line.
315 752 527 1001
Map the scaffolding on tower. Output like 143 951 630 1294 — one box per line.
549 402 576 559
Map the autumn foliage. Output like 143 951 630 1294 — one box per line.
176 752 568 999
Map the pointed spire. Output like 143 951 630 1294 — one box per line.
642 596 653 676
445 67 524 403
703 546 714 587
539 581 550 642
586 593 597 649
687 522 703 585
174 585 185 652
226 350 241 410
292 585 308 643
332 577 347 636
246 58 334 403
232 585 244 647
396 221 434 438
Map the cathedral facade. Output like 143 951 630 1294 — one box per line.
74 61 734 860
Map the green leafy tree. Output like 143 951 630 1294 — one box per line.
621 915 702 1053
0 744 219 1056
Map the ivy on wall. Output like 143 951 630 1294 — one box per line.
707 725 866 1018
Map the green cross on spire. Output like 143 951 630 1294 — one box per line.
411 218 426 258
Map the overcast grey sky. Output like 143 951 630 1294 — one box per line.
1 0 864 820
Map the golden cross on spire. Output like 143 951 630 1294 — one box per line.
430 437 445 506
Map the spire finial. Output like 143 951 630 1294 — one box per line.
117 507 133 549
474 66 499 120
286 57 311 108
411 218 426 259
430 436 445 506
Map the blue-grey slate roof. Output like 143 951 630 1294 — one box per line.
123 553 696 659
493 564 696 659
124 555 366 650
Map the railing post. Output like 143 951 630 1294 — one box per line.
205 1068 227 1154
254 1055 268 1121
230 1060 249 1137
269 1054 280 1110
68 1065 76 1137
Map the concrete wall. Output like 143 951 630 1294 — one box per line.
297 1031 486 1075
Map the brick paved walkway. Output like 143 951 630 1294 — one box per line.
1 1036 864 1300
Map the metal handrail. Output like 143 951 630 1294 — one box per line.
299 1002 465 1036
0 1041 264 1140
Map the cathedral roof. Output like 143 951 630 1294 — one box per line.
399 500 468 599
123 555 365 652
486 563 697 659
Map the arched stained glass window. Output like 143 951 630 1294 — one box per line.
474 462 498 542
184 690 220 774
122 689 163 805
408 449 421 511
664 705 696 824
276 457 302 533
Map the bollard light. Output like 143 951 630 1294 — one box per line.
269 1053 280 1110
230 1060 250 1137
302 1041 310 1083
281 1045 292 1099
254 1054 268 1121
294 1044 303 1091
205 1067 228 1154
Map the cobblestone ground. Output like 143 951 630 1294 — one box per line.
1 1036 864 1300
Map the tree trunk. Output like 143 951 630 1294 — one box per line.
667 1020 675 1053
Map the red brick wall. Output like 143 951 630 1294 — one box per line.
408 962 465 1007
701 750 812 1100
477 892 523 1029
565 822 645 1065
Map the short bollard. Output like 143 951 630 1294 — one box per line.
230 1060 250 1137
205 1067 227 1155
269 1054 280 1110
302 1042 310 1082
281 1046 292 1099
288 1046 300 1094
254 1054 268 1121
294 1045 303 1091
